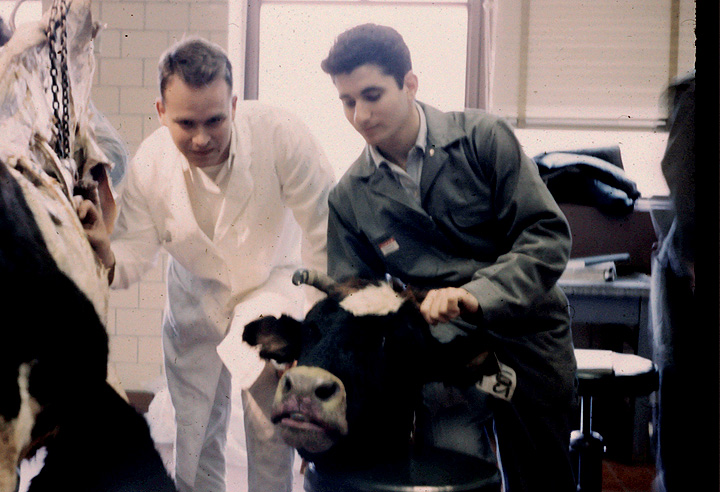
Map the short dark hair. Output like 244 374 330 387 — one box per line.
321 24 412 88
158 37 233 98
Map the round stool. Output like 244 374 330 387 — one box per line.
304 448 501 492
570 349 658 492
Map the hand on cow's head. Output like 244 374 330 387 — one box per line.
241 277 491 469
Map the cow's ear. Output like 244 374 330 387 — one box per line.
243 315 303 364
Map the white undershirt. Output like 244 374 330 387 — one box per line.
184 159 231 240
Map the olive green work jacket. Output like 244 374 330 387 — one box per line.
328 102 572 336
327 102 579 407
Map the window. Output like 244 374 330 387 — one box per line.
489 0 696 129
242 0 468 179
237 0 696 195
0 0 42 35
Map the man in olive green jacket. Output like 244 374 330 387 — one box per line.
322 24 578 492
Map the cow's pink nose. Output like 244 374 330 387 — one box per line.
272 365 350 448
278 365 345 402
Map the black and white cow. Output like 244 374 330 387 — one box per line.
0 160 175 492
243 269 494 472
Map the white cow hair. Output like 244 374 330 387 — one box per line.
14 363 38 455
0 363 39 492
339 283 405 317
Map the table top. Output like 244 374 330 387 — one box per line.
574 349 658 396
559 273 650 298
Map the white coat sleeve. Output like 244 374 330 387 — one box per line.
273 112 336 278
110 150 164 289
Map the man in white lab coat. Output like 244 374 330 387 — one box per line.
81 37 335 492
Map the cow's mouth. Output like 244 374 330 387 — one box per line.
275 411 327 432
271 409 346 453
272 408 348 435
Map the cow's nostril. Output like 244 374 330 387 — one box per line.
283 377 293 393
315 381 338 401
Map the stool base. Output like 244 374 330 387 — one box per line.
570 429 606 492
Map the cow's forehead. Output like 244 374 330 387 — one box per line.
339 283 405 317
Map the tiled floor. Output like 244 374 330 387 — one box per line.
602 459 656 492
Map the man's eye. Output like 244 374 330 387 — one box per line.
343 100 356 109
179 121 194 129
365 93 381 102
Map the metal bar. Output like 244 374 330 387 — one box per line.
260 0 468 6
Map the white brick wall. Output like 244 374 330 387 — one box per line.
74 0 232 391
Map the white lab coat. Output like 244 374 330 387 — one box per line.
110 101 335 490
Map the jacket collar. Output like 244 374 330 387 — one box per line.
348 101 466 180
345 101 470 211
419 101 467 148
418 101 467 198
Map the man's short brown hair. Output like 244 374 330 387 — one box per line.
321 24 412 88
158 37 233 98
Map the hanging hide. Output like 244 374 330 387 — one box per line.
0 0 115 322
0 1 174 491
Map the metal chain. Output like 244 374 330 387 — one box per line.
47 0 70 160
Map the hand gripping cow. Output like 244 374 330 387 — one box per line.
242 269 501 473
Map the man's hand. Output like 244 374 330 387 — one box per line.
420 287 479 325
75 197 115 272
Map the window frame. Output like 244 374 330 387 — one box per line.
243 0 694 132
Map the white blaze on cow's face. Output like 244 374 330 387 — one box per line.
339 283 404 317
0 363 40 492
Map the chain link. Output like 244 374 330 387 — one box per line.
47 0 70 160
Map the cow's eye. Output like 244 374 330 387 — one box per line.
315 381 339 401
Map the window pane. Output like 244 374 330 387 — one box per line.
257 3 467 178
491 0 696 126
0 0 42 28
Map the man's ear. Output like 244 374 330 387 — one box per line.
403 71 419 99
243 315 303 364
156 97 167 126
231 94 238 119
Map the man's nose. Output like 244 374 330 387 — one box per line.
193 128 211 148
354 101 371 125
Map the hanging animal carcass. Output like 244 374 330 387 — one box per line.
0 1 174 490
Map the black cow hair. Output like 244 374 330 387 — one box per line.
0 161 176 491
243 277 492 471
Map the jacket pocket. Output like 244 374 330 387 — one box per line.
447 203 494 230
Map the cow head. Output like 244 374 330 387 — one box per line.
243 270 487 470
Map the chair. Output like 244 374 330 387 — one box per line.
570 349 658 492
304 447 501 492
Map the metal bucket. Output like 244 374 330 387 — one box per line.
304 448 501 492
